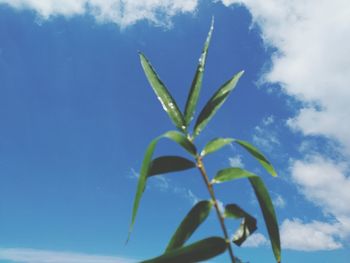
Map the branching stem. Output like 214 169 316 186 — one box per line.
196 156 236 263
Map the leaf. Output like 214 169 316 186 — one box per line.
224 204 257 246
212 168 281 263
139 52 186 132
201 137 234 157
234 139 277 177
193 70 244 137
212 167 257 184
184 17 214 125
163 131 197 157
141 237 227 263
249 177 281 263
166 201 213 251
149 156 196 176
128 131 196 241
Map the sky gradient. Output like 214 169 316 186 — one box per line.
0 1 349 262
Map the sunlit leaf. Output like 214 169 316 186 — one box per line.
193 70 244 137
249 177 281 262
212 167 256 184
141 237 227 263
128 131 196 241
201 137 234 157
166 201 213 251
224 204 257 246
234 139 277 177
212 168 281 262
184 17 214 125
149 156 196 176
139 53 186 132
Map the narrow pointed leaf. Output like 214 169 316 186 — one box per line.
184 17 214 125
163 131 197 156
194 70 244 137
224 204 257 246
201 137 234 157
212 168 281 262
249 177 281 262
234 139 277 177
128 131 196 241
149 156 196 176
141 237 227 263
212 167 257 184
166 201 213 251
139 53 186 132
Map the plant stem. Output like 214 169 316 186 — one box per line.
196 156 236 263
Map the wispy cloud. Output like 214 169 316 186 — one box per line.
0 0 198 27
0 248 135 263
242 233 268 248
228 155 244 168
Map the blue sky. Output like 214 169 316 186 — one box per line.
0 0 349 262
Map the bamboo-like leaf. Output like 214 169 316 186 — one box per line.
166 201 213 251
139 53 186 132
128 131 196 241
212 167 256 184
224 204 257 246
149 156 196 176
184 17 214 125
212 168 281 263
201 137 234 157
163 131 197 156
141 237 227 263
234 139 277 177
249 177 281 263
193 70 244 137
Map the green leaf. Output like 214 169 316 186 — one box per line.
193 70 244 137
224 204 257 246
149 156 196 176
141 237 227 263
212 168 281 262
201 137 234 157
249 177 281 263
234 139 277 177
163 131 197 156
139 53 186 132
166 201 213 251
128 131 196 241
212 167 257 184
184 17 214 125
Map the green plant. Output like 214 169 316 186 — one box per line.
128 18 281 263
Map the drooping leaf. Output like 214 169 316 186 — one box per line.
141 237 227 263
184 17 214 125
166 201 213 251
128 131 196 241
224 204 257 246
212 167 256 184
249 177 281 263
149 156 196 176
139 53 186 132
234 139 277 177
201 137 234 157
193 70 244 137
212 168 281 263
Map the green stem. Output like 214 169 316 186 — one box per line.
196 156 236 263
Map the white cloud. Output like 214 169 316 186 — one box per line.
221 0 350 155
272 194 286 209
291 156 350 218
0 248 134 263
280 219 343 251
229 155 244 168
252 115 280 153
0 0 198 27
242 233 268 247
